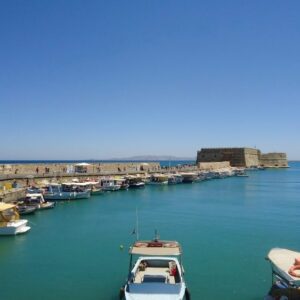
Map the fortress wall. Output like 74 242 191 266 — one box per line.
244 148 260 167
197 147 259 167
197 147 287 168
259 153 288 168
198 161 231 170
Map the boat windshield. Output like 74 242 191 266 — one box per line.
127 282 182 294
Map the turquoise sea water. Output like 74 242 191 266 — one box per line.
1 162 299 300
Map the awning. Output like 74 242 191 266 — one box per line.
0 203 16 212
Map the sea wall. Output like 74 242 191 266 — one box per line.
198 161 231 170
0 162 160 178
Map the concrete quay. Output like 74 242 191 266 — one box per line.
0 161 199 203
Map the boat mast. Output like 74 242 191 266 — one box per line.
136 207 139 241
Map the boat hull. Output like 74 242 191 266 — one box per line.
43 190 90 201
148 181 168 185
0 220 31 235
129 182 145 189
17 206 37 215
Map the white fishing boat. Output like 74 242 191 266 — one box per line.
80 180 103 195
120 235 190 300
265 248 300 299
114 177 130 190
101 178 121 191
168 174 183 185
0 203 31 235
24 193 55 209
43 183 91 201
148 174 168 185
126 176 145 189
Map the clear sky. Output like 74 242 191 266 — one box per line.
0 0 299 160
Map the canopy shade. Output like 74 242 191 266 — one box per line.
0 203 16 212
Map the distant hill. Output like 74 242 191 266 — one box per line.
110 155 195 161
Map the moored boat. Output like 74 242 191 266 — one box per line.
101 178 121 191
120 236 190 300
43 183 91 201
0 203 31 235
148 174 168 185
17 205 37 215
126 176 145 189
114 177 129 190
180 172 198 183
24 193 55 209
265 248 300 299
168 174 183 185
80 180 103 195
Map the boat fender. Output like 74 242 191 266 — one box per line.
288 265 300 277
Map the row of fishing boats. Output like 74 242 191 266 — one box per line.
0 192 56 235
31 169 248 201
0 169 247 236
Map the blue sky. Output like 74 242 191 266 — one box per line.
0 0 299 160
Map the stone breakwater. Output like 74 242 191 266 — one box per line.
0 161 221 202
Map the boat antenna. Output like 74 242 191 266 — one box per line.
154 229 160 241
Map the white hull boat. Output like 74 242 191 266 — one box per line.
0 203 31 236
24 193 55 209
168 174 183 185
120 237 190 300
43 184 91 201
265 248 300 299
148 174 169 185
101 179 121 191
0 220 31 235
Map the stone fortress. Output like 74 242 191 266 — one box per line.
196 147 288 168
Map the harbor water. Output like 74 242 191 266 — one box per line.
1 162 300 300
